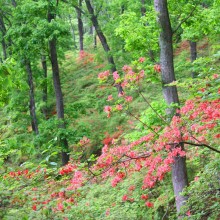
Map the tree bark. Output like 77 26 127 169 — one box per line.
0 15 7 60
85 0 116 72
48 7 69 166
25 60 39 135
68 15 77 49
76 0 84 51
154 0 188 214
141 0 146 16
189 41 197 78
172 146 188 213
85 0 123 94
41 55 48 119
11 0 17 7
92 27 97 49
1 39 7 60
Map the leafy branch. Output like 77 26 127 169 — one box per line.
173 6 197 34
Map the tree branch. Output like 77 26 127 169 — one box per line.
182 141 220 153
173 6 197 34
73 5 86 15
61 0 86 15
87 152 151 178
137 89 169 126
126 110 159 136
168 141 220 153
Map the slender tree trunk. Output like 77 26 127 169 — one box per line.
41 55 48 119
85 0 116 72
141 0 146 16
89 26 97 49
121 5 125 14
25 60 39 135
189 41 197 78
11 0 17 7
85 0 123 94
48 8 69 166
68 15 77 49
1 39 7 60
89 25 93 35
0 15 7 60
154 0 188 214
92 27 97 49
76 0 84 51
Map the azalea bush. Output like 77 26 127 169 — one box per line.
1 57 219 219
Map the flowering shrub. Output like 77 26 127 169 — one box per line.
1 56 219 219
2 92 217 218
77 50 94 66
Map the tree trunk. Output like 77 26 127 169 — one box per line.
25 60 39 135
11 0 17 7
89 25 93 35
41 55 48 119
154 0 188 214
85 0 116 72
189 41 197 78
1 39 7 60
93 28 97 49
89 26 97 49
172 146 188 213
48 8 69 166
76 0 84 51
141 0 146 16
68 15 77 49
0 15 7 60
85 0 123 94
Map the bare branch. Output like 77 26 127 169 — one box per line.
182 141 220 153
168 141 220 153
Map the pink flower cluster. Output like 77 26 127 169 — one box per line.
79 136 90 147
113 71 120 81
59 163 77 175
111 172 125 187
67 170 84 190
98 70 110 81
104 105 112 117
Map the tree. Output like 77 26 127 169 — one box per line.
0 0 14 61
85 0 123 94
25 59 39 135
84 0 116 72
6 0 40 136
189 41 197 78
154 0 188 213
47 1 69 165
41 54 48 119
0 14 7 60
76 0 84 51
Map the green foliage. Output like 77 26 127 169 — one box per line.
174 51 220 102
126 100 167 141
0 59 26 107
115 10 159 59
0 0 220 219
181 157 220 219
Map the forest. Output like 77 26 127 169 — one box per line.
0 0 219 219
